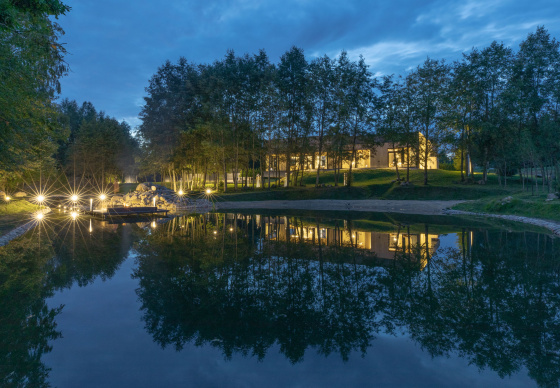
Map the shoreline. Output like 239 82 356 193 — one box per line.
216 199 560 236
215 199 465 215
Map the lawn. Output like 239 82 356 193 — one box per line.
211 169 522 202
0 200 41 235
454 191 560 222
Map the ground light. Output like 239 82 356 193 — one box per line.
206 188 212 195
4 196 10 202
178 190 184 196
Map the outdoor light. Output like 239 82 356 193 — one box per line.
5 196 10 202
71 211 78 220
151 221 156 229
206 188 212 195
35 212 44 221
178 190 184 196
229 227 233 232
90 198 93 211
213 230 217 235
37 195 45 203
99 194 107 201
153 197 156 206
71 194 78 202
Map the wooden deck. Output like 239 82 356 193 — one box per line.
85 206 169 218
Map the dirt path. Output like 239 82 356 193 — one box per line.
216 199 465 215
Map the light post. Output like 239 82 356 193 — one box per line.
71 194 78 211
99 194 107 212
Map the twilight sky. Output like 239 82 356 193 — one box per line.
57 0 560 129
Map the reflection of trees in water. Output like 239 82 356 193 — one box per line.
134 214 384 363
135 214 560 387
383 230 560 388
0 238 61 388
0 219 138 387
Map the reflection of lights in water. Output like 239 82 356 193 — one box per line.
71 211 78 220
151 221 156 229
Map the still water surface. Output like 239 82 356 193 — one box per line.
1 211 558 387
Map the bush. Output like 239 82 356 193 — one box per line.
439 162 455 171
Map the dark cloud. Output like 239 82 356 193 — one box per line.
57 0 560 128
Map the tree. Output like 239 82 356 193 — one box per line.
408 58 449 185
0 1 69 189
309 55 335 187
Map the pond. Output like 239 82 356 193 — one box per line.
0 211 558 387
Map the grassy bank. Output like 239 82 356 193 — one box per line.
211 169 520 202
0 200 40 235
453 192 560 223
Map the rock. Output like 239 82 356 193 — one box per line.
14 191 27 197
546 193 558 201
502 196 513 204
136 183 150 192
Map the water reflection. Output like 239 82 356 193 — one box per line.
1 212 559 387
132 213 560 387
0 216 138 387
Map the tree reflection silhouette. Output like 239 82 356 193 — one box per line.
133 214 384 363
0 217 137 387
134 214 560 387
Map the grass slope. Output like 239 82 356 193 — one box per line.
0 200 40 235
214 169 517 202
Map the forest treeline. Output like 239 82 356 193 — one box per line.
137 26 560 190
1 1 559 193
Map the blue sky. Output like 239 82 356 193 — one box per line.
57 0 560 129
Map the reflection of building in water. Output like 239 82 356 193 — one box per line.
263 216 439 262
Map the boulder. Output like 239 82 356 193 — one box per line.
136 183 150 192
501 196 513 205
546 193 558 201
14 191 27 197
